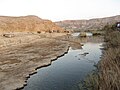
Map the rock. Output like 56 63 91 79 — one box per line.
81 44 84 46
3 33 15 38
79 32 86 37
55 15 120 31
80 52 89 56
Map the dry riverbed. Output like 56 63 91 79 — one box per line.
0 33 76 90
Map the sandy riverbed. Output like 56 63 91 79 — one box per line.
0 33 75 90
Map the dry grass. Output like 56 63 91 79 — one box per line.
99 24 120 90
80 24 120 90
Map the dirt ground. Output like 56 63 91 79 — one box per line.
0 33 73 90
0 15 81 90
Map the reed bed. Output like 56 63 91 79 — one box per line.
79 24 120 90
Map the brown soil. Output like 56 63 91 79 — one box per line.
0 33 72 90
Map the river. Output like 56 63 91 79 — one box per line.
23 36 103 90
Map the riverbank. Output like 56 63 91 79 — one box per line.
99 24 120 90
80 24 120 90
0 33 74 90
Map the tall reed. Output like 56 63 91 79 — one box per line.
79 24 120 90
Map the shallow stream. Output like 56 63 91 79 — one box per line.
24 36 103 90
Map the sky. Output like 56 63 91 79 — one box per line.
0 0 120 21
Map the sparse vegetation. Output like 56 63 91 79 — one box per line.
90 30 104 36
99 24 120 90
0 15 65 34
79 24 120 90
79 32 87 37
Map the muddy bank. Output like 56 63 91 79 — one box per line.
0 33 74 90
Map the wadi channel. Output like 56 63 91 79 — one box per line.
0 15 104 90
23 34 103 90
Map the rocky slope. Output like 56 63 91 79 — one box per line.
0 15 65 34
55 15 120 31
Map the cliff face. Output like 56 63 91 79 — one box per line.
55 15 120 31
0 15 64 33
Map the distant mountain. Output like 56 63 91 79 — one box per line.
55 15 120 31
0 15 64 33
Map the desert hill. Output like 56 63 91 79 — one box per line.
55 15 120 31
0 15 65 34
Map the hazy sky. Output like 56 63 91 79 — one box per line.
0 0 120 21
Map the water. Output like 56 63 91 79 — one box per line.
24 36 103 90
72 32 80 36
72 32 93 37
86 32 93 36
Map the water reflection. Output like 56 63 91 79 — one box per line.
24 36 103 90
71 33 80 37
71 36 103 44
71 32 93 37
78 36 103 43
